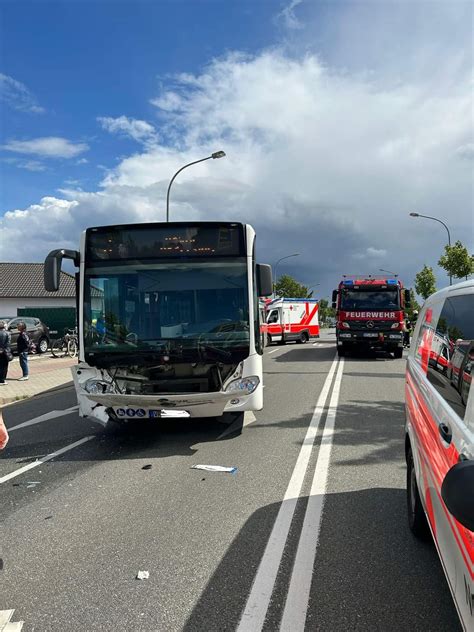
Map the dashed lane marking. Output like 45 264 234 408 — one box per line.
7 406 79 433
0 435 95 485
0 610 24 631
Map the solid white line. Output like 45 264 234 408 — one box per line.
280 358 345 632
8 406 79 432
0 435 95 485
237 355 339 632
267 348 279 354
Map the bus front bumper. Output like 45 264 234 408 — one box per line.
72 367 263 425
337 332 403 349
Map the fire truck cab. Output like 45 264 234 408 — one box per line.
332 275 410 358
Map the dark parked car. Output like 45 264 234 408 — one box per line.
6 317 50 353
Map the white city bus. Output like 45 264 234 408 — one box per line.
45 222 272 427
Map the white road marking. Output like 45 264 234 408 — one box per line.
267 348 279 354
237 355 339 632
312 342 333 347
0 436 95 485
217 411 257 439
7 406 79 433
280 358 345 631
0 610 24 631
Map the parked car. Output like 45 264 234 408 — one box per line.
405 280 474 630
6 317 50 353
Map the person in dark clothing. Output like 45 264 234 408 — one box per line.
0 321 11 385
17 322 30 381
403 317 412 348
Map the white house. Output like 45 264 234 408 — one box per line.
0 262 76 316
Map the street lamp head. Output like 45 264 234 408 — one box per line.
212 150 226 159
409 212 420 217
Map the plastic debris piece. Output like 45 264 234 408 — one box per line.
142 464 152 470
136 571 149 580
191 464 237 474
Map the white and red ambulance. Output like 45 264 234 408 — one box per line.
405 280 474 630
265 298 319 345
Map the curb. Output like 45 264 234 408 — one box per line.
0 380 74 408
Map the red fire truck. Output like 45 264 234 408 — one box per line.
332 275 411 358
265 298 319 345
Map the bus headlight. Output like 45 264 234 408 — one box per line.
225 376 260 395
84 379 116 394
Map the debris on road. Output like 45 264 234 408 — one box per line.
136 571 150 580
142 464 152 470
191 464 237 474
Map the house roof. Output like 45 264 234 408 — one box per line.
0 262 76 298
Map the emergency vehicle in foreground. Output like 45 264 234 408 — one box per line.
265 297 319 345
332 275 410 357
405 280 474 630
44 222 273 427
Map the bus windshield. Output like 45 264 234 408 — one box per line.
341 289 399 311
83 260 250 362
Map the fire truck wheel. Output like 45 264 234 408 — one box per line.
393 348 403 359
406 447 430 540
267 334 272 346
337 346 345 357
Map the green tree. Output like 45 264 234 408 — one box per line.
318 298 336 324
405 293 421 320
438 240 474 280
415 265 437 300
275 274 310 298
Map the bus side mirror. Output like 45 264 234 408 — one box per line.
441 460 474 532
405 289 411 307
44 249 80 292
332 290 338 310
257 264 273 297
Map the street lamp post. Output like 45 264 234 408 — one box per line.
307 283 320 296
273 253 300 295
409 212 452 285
166 151 226 222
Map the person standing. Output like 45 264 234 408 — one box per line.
17 321 30 381
0 320 11 385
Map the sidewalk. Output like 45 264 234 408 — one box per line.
0 354 77 406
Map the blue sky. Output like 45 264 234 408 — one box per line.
0 1 472 294
1 1 279 209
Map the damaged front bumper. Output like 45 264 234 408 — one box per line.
72 364 262 426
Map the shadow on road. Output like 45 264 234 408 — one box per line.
183 488 460 632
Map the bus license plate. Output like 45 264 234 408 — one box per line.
363 333 378 338
149 410 190 419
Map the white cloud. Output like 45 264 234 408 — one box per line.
2 157 47 172
97 116 158 145
277 0 303 30
456 143 474 160
1 17 472 294
2 137 89 159
0 73 45 114
76 158 89 165
353 247 388 261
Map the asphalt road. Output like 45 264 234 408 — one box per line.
0 332 460 631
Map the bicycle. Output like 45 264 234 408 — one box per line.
51 328 79 358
